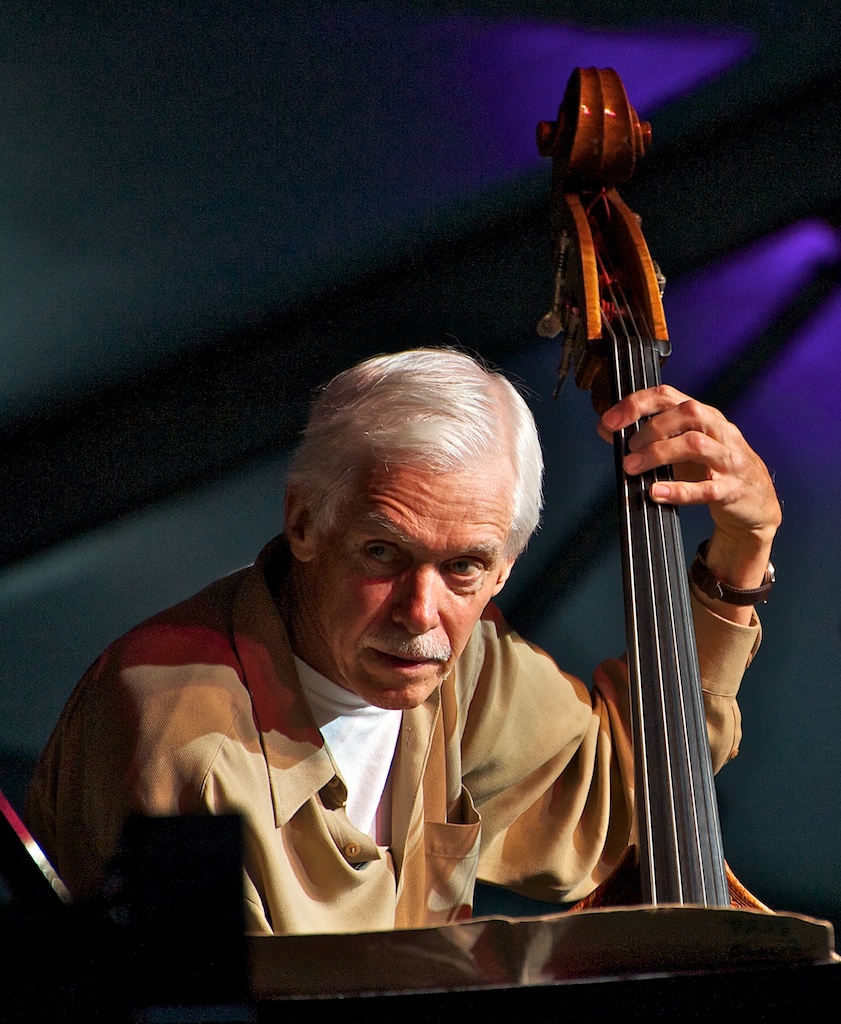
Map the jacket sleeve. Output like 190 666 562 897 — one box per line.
461 595 760 904
25 631 253 900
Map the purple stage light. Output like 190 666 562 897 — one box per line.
732 282 841 483
462 20 754 175
662 220 841 393
286 8 756 226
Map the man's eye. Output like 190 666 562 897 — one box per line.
447 558 484 579
365 543 399 564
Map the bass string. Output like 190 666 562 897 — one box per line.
596 243 714 899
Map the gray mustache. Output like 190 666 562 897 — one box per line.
364 630 452 663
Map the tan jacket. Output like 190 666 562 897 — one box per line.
26 537 759 935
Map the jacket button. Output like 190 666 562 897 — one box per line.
344 842 362 859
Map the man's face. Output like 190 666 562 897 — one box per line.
285 461 515 710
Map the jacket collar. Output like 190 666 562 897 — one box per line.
230 536 338 827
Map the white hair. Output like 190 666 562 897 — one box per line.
286 348 544 557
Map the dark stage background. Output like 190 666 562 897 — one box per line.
0 0 838 935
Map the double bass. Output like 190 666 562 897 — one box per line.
534 67 767 912
250 67 837 1013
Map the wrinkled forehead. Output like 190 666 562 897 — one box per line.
341 458 515 548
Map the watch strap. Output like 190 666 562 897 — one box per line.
689 539 775 606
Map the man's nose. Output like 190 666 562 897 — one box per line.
391 567 441 634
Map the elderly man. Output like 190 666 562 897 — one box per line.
26 348 780 935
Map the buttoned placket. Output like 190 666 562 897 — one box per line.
319 771 383 868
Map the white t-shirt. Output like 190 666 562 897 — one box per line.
294 657 402 843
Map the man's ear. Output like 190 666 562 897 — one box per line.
492 557 516 597
284 486 319 562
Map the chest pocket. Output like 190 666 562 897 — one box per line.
418 785 481 925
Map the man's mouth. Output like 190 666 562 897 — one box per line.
371 649 441 668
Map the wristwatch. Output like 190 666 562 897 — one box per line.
689 539 775 605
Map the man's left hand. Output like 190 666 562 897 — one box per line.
600 384 782 622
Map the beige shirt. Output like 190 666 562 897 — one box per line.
26 537 759 935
